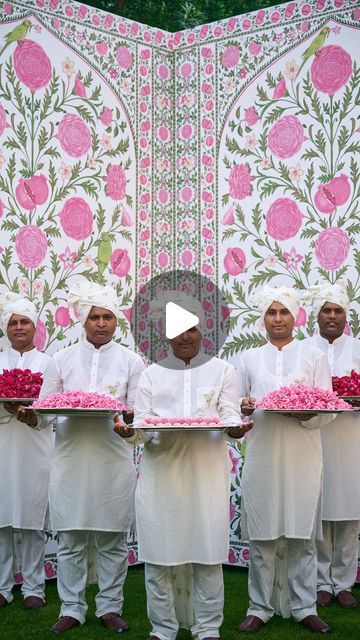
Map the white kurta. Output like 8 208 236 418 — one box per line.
0 347 52 529
234 339 332 541
130 353 241 566
306 334 360 520
39 339 145 532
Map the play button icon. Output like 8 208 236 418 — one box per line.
165 302 199 339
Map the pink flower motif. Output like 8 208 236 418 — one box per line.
222 45 240 69
34 318 47 351
44 561 56 578
115 46 132 69
311 45 352 95
3 2 12 14
221 206 235 226
58 114 91 157
273 77 287 99
105 164 126 201
96 42 108 57
121 207 133 227
224 247 246 275
229 448 239 473
123 308 132 323
99 107 113 126
15 174 49 211
248 41 262 57
74 75 86 97
268 115 304 158
59 246 77 269
230 501 236 520
242 548 250 562
59 197 93 240
14 573 23 584
128 549 136 565
0 200 4 218
284 246 303 269
15 225 47 268
0 103 7 135
157 251 169 268
244 107 259 126
111 249 131 277
294 307 307 327
315 227 350 270
228 548 237 564
266 198 303 241
180 250 194 267
229 163 253 200
314 174 351 213
13 40 51 92
55 307 71 327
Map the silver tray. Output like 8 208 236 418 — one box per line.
0 397 36 404
132 424 229 432
262 408 356 415
34 408 121 417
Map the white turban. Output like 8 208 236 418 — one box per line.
0 292 38 334
149 290 205 334
68 281 119 326
303 283 350 318
250 285 301 321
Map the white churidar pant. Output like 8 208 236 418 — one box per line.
0 527 45 602
317 520 360 595
145 562 223 640
56 530 128 624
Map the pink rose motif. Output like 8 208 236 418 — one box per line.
44 561 56 578
115 46 132 69
121 207 133 227
157 251 169 268
59 197 93 240
222 305 230 321
224 247 246 275
111 249 131 277
55 307 71 328
105 164 126 201
314 174 351 213
222 206 234 225
0 103 7 135
128 549 136 565
15 225 47 267
244 107 259 127
229 164 253 200
248 41 262 57
14 573 23 585
294 307 307 327
180 250 194 267
222 45 240 69
242 548 250 562
34 318 47 351
266 198 303 240
58 114 91 157
315 227 350 270
228 548 237 564
273 77 287 99
268 116 304 158
99 107 113 126
311 45 352 95
15 174 49 211
96 42 108 57
74 75 86 98
13 40 51 92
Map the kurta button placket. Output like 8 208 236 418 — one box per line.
327 344 334 375
89 350 100 392
184 369 191 416
276 350 283 389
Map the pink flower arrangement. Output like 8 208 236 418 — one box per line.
105 164 127 200
15 225 47 268
268 115 304 158
266 198 303 240
15 175 49 210
229 163 253 200
311 45 352 95
59 197 93 240
222 45 240 68
13 40 51 92
224 247 246 275
33 391 127 410
314 174 351 213
139 415 223 427
58 114 91 157
332 370 360 397
110 249 131 277
0 369 43 398
315 227 350 270
256 384 352 410
115 46 132 69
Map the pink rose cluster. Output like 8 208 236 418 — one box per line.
256 384 352 410
311 45 352 95
33 391 127 410
0 369 43 398
332 370 360 397
139 415 223 427
13 40 51 92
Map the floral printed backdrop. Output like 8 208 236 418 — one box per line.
0 0 359 572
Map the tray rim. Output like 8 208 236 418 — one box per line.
261 408 355 414
0 397 37 402
33 407 122 416
132 424 228 431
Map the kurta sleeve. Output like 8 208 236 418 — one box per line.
217 364 243 441
125 368 154 445
125 356 146 409
235 352 252 410
300 348 335 429
30 356 62 431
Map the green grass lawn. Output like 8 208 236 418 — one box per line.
1 566 359 639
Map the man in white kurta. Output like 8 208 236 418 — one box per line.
18 281 145 633
234 286 332 634
0 293 51 610
114 295 252 640
304 284 360 609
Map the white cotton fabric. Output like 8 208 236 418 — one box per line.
39 339 145 531
149 290 205 333
0 293 38 333
304 283 350 318
233 339 332 540
305 334 360 519
0 347 52 529
250 285 301 322
129 353 241 565
67 280 119 325
0 528 46 603
317 520 360 594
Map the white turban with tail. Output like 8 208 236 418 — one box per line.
68 281 119 326
303 283 350 318
0 292 38 333
250 285 301 321
149 290 205 334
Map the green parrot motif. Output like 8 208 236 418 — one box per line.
0 20 32 57
97 233 112 277
296 27 330 78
